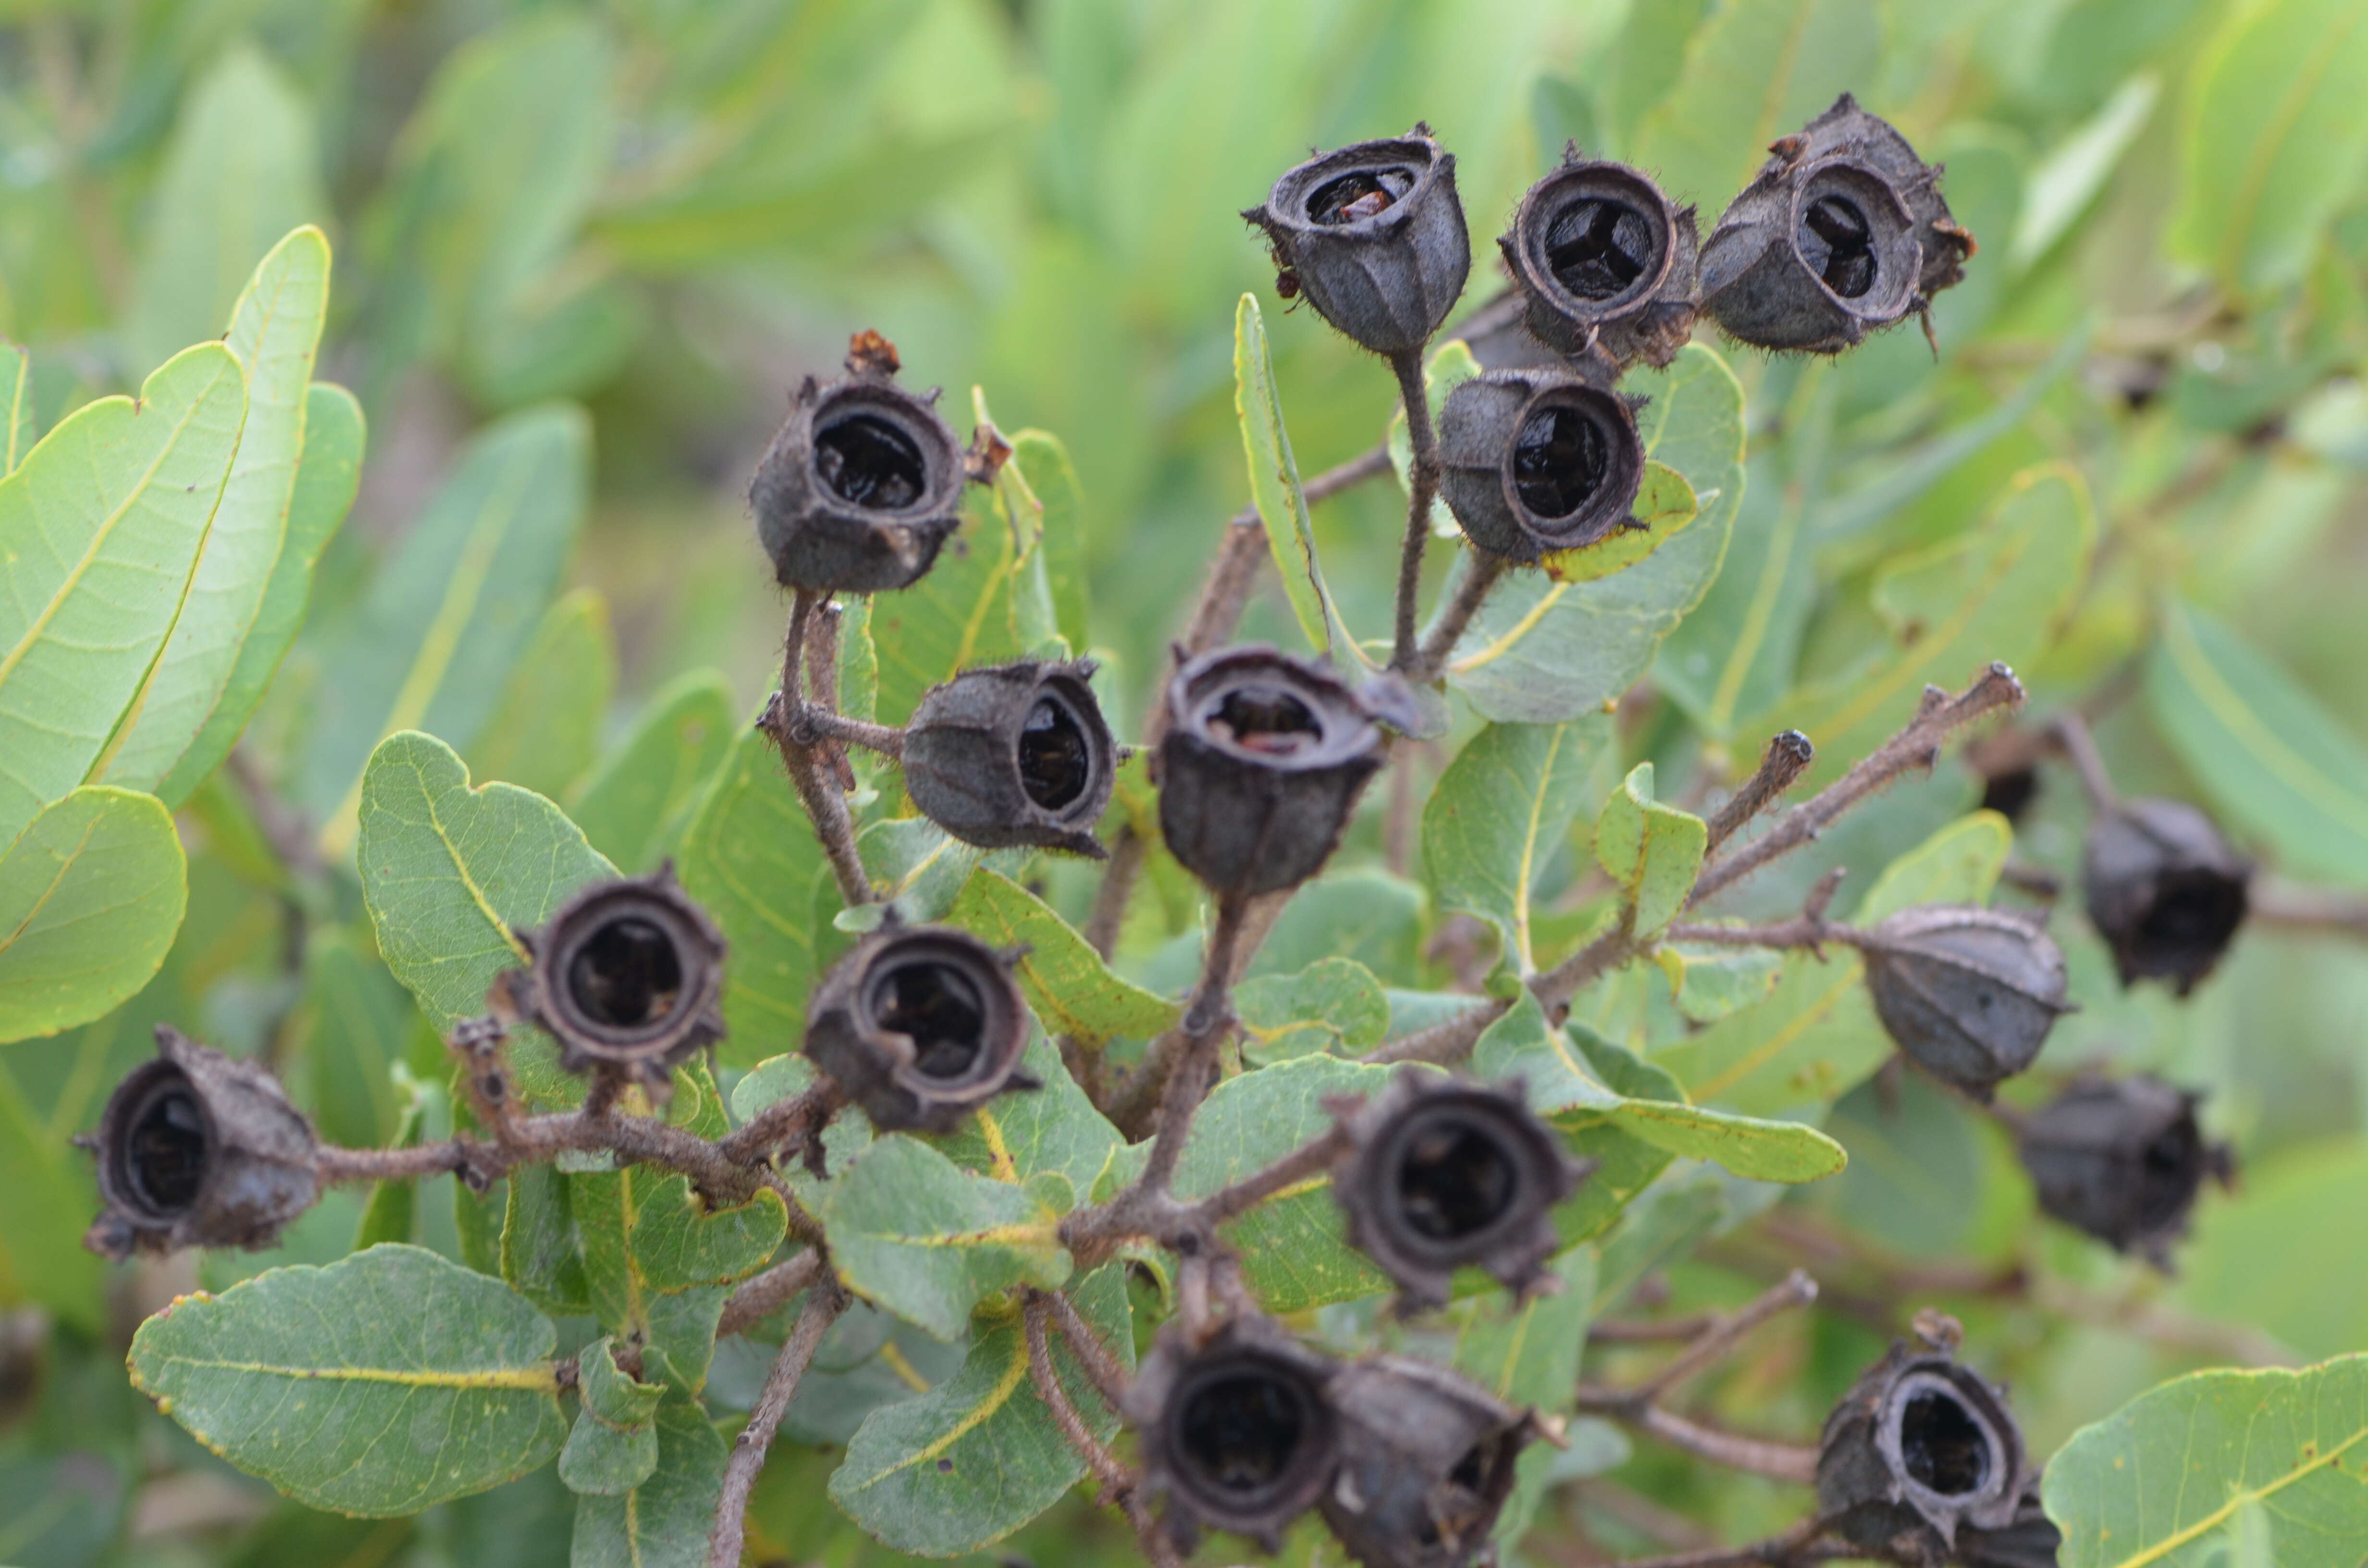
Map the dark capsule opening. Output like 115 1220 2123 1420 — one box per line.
1899 1389 1992 1496
2135 873 2246 959
869 959 988 1081
1980 766 2039 825
1513 404 1610 520
1207 686 1323 759
1395 1111 1518 1242
814 413 926 510
2135 1116 2204 1233
125 1080 208 1215
1799 195 1877 299
1544 196 1656 301
567 916 685 1033
1306 167 1417 226
1018 695 1092 812
1177 1370 1313 1497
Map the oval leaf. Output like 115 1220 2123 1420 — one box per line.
0 787 187 1043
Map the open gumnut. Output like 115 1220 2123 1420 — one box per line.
1243 125 1471 355
1320 1355 1535 1568
1954 1471 2063 1568
493 867 727 1093
1437 367 1646 562
1818 1342 2028 1560
80 1027 321 1261
1127 1315 1342 1553
749 333 966 594
2083 798 2251 997
902 660 1117 858
1331 1071 1590 1312
2017 1075 2234 1268
801 924 1033 1133
1700 96 1956 354
1500 153 1700 370
1860 906 2071 1099
1158 646 1385 900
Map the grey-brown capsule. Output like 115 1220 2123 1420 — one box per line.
1817 1342 2028 1560
1245 126 1471 355
1128 1314 1342 1553
493 867 727 1094
1500 153 1700 370
1331 1071 1590 1312
80 1027 321 1261
1781 93 1977 301
1320 1355 1536 1568
902 660 1116 859
749 337 965 593
2083 799 2250 996
1860 906 2071 1098
802 924 1033 1133
1437 367 1646 563
1158 647 1384 900
2017 1076 2233 1268
1955 1471 2062 1568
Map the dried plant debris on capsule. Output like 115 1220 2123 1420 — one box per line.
1158 647 1385 900
1817 1341 2029 1561
2082 798 2251 996
1128 1314 1343 1554
2017 1075 2234 1267
80 1026 321 1261
1245 125 1471 355
1699 93 1972 353
1331 1070 1591 1312
1860 906 2070 1098
749 331 967 594
1437 366 1647 562
1500 151 1700 370
1320 1355 1537 1568
492 866 727 1093
801 924 1034 1133
902 659 1118 858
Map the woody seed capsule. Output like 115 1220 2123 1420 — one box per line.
1128 1314 1342 1553
2082 798 2251 996
802 924 1033 1133
1437 367 1647 562
81 1027 321 1261
1954 1472 2063 1568
2017 1075 2234 1268
1500 154 1701 370
902 660 1117 859
1860 906 2071 1098
1817 1342 2029 1560
1320 1355 1536 1568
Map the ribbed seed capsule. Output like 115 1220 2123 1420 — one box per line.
1437 368 1646 563
801 925 1033 1133
1320 1355 1536 1568
1817 1342 2030 1559
1500 154 1701 370
902 660 1117 858
2017 1075 2234 1267
2082 798 2250 996
1127 1315 1342 1554
1859 906 2071 1098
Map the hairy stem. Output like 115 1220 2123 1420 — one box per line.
1389 348 1440 672
717 1249 825 1339
1415 551 1508 679
708 1279 847 1568
1702 732 1816 857
2047 710 2121 812
763 590 874 906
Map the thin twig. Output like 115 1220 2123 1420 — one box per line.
1041 1288 1135 1414
1608 1516 1848 1568
2047 711 2120 812
2251 880 2368 940
761 590 874 906
1588 1402 1821 1485
1623 1271 1819 1407
1702 733 1816 857
1415 552 1509 679
1193 1124 1351 1225
716 1250 825 1339
1139 896 1249 1196
708 1279 848 1568
1389 348 1441 672
1083 828 1147 960
805 599 856 789
1023 1295 1137 1499
789 707 905 760
715 1079 844 1169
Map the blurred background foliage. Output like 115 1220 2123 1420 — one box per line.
3 0 2368 1563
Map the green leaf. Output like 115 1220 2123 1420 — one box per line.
1631 0 1886 217
1771 464 2095 784
568 671 737 874
1653 812 2010 1114
1235 957 1392 1063
1447 1245 1596 1415
1010 428 1092 654
158 381 366 807
1443 345 1744 724
1474 994 1845 1183
128 1244 566 1516
0 787 187 1043
1539 464 1700 583
558 1337 665 1496
1424 715 1613 973
947 867 1181 1047
126 47 328 374
356 730 615 1034
928 1033 1124 1201
504 1160 592 1318
1594 763 1707 942
677 720 830 1065
2171 0 2368 296
830 1261 1133 1555
464 588 617 802
2043 1352 2368 1568
2176 1142 2368 1363
870 503 1023 727
2 342 30 473
2148 599 2368 885
101 227 333 796
821 1135 1071 1340
0 1055 104 1331
1655 942 1785 1024
300 404 591 857
0 341 247 847
570 1391 728 1568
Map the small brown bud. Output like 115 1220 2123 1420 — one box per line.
2017 1075 2234 1268
1437 367 1646 563
81 1027 320 1261
493 867 727 1094
1320 1355 1536 1568
1860 906 2071 1098
902 660 1117 858
1817 1341 2029 1560
1127 1314 1342 1553
802 924 1033 1133
2082 799 2250 996
1499 153 1701 370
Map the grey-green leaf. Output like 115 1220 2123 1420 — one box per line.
821 1134 1072 1340
0 787 187 1044
465 588 617 803
1235 957 1392 1063
558 1337 665 1496
1424 716 1612 973
570 1392 728 1568
567 670 736 873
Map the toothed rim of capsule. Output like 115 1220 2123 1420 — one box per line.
1167 646 1383 775
96 1050 219 1226
1504 158 1684 330
1780 156 1924 323
506 867 728 1083
1875 1361 2023 1534
798 375 964 521
1250 127 1453 240
1130 1316 1344 1549
847 926 1031 1111
1473 370 1646 556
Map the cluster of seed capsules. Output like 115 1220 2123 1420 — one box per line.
74 95 2254 1568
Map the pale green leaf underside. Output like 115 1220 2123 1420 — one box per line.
0 786 187 1044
